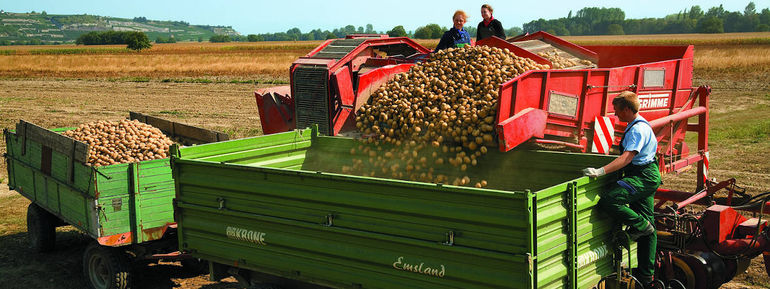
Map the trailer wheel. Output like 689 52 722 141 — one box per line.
83 242 132 289
27 203 56 252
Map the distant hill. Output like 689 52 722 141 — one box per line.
0 10 241 44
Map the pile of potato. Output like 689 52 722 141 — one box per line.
352 45 549 187
62 119 174 167
537 49 593 69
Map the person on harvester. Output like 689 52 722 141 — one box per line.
434 10 472 52
582 91 661 288
476 4 505 42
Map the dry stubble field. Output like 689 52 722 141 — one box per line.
1 33 769 288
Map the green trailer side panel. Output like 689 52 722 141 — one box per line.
175 160 531 289
172 129 637 289
134 159 175 242
4 129 97 235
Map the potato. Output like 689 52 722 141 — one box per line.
62 119 175 167
342 45 553 187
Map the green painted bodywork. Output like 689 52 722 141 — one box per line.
4 127 175 245
172 129 638 289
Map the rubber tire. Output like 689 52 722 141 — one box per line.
27 203 57 252
83 242 132 289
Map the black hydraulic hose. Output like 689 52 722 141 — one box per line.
730 192 770 210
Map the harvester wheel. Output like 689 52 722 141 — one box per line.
27 203 57 252
670 256 696 289
83 242 132 289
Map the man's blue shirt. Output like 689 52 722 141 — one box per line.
622 115 657 165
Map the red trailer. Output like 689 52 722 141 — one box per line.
254 32 770 288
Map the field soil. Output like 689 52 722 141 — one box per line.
1 34 770 288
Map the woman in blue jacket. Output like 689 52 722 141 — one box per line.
434 10 471 52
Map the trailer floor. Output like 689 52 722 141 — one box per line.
0 75 768 288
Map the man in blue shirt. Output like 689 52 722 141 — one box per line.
583 91 661 287
434 10 472 52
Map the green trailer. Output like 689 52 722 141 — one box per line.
3 113 228 289
172 128 638 289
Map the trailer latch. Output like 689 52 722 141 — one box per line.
442 231 455 246
217 197 226 210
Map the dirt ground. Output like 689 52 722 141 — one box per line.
0 70 768 289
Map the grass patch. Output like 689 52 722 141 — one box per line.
221 127 263 139
159 78 288 84
0 195 28 235
27 47 129 55
710 104 770 144
0 50 16 55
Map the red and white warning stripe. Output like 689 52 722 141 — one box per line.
591 116 615 155
703 151 710 182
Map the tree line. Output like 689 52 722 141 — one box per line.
76 31 152 50
523 2 770 35
208 24 523 43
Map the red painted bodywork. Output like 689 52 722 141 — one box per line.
256 36 430 135
495 108 547 151
255 86 293 135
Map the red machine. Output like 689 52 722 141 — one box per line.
255 32 770 288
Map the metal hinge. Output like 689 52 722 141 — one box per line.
324 214 335 227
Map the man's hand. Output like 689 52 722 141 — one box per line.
582 167 606 178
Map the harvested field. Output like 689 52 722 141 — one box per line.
1 33 769 288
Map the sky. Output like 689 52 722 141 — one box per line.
1 1 763 34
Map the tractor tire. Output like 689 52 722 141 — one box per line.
83 242 133 289
27 203 57 252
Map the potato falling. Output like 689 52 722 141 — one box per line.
62 119 174 167
350 45 550 187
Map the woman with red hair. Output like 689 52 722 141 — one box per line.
434 10 472 52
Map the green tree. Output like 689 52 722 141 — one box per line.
326 32 337 39
745 2 756 16
247 34 263 42
697 16 724 33
125 32 151 50
706 5 725 18
365 24 374 34
688 6 703 19
506 27 523 36
413 25 432 39
387 25 407 37
209 34 231 42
